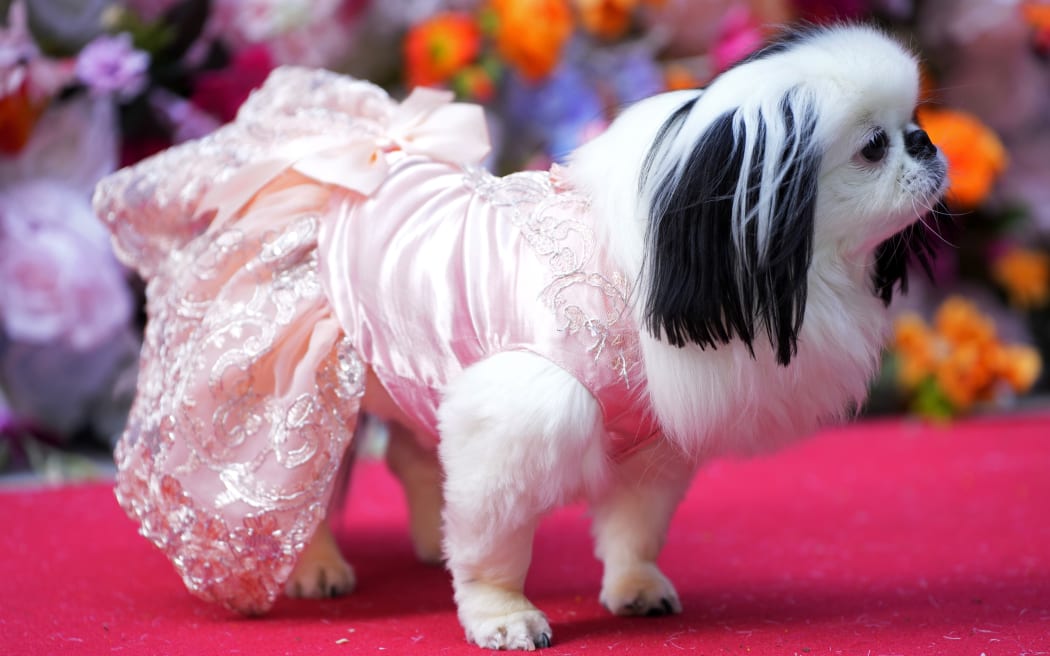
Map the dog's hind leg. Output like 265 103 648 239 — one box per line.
589 441 695 617
385 420 445 564
286 418 361 600
438 352 607 650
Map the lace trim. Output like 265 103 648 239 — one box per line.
113 199 365 614
464 167 637 388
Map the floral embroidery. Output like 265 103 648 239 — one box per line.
464 166 637 387
97 68 381 614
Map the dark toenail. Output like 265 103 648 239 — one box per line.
536 633 551 648
661 598 674 614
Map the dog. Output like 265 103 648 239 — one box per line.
96 22 945 651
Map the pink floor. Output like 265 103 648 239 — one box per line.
3 414 1049 655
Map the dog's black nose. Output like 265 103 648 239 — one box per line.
906 128 937 160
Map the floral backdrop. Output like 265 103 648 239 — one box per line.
1 0 1048 477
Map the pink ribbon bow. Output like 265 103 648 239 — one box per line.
200 87 491 221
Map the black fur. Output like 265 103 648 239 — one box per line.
872 203 943 304
641 89 820 366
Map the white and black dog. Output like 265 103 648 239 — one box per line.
283 23 947 650
98 22 946 652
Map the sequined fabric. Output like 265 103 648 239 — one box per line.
94 67 657 615
94 69 386 614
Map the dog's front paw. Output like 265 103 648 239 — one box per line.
457 584 552 650
600 562 682 617
464 608 552 651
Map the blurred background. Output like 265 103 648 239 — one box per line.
1 0 1048 482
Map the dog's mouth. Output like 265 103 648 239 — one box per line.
927 152 950 199
871 198 946 305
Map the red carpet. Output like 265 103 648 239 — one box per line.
2 415 1049 655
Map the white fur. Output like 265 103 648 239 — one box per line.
295 24 948 651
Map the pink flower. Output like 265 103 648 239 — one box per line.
0 2 34 62
209 0 367 68
711 6 764 74
0 180 132 350
149 88 222 143
75 33 150 100
0 1 74 103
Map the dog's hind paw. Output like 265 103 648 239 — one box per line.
285 556 356 599
464 609 553 651
600 562 682 617
286 524 356 599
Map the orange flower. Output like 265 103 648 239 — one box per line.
995 345 1042 393
1022 1 1050 31
892 295 1043 418
490 0 574 81
663 62 699 91
452 64 498 103
893 313 937 388
935 342 990 411
574 0 638 40
918 107 1008 209
404 13 482 88
933 297 997 349
992 247 1050 309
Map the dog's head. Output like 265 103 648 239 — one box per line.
626 24 947 366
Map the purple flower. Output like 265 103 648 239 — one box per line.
75 33 150 100
505 64 604 161
587 44 664 106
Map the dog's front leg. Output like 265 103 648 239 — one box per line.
590 440 695 616
445 511 548 651
438 353 606 650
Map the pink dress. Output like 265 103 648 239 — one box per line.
94 67 657 614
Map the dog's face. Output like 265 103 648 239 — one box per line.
798 30 947 254
637 25 947 366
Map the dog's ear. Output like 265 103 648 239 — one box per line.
872 205 942 305
641 88 820 366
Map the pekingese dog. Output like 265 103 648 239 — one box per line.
98 22 945 652
302 23 945 650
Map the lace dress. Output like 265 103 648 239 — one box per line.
93 67 657 614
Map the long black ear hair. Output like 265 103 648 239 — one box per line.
640 88 821 366
871 203 944 304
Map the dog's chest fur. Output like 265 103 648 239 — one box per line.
640 251 888 457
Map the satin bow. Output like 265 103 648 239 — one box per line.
200 87 491 221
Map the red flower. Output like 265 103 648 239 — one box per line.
404 13 482 88
0 78 46 154
190 45 275 124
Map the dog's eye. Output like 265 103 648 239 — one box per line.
861 129 889 163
